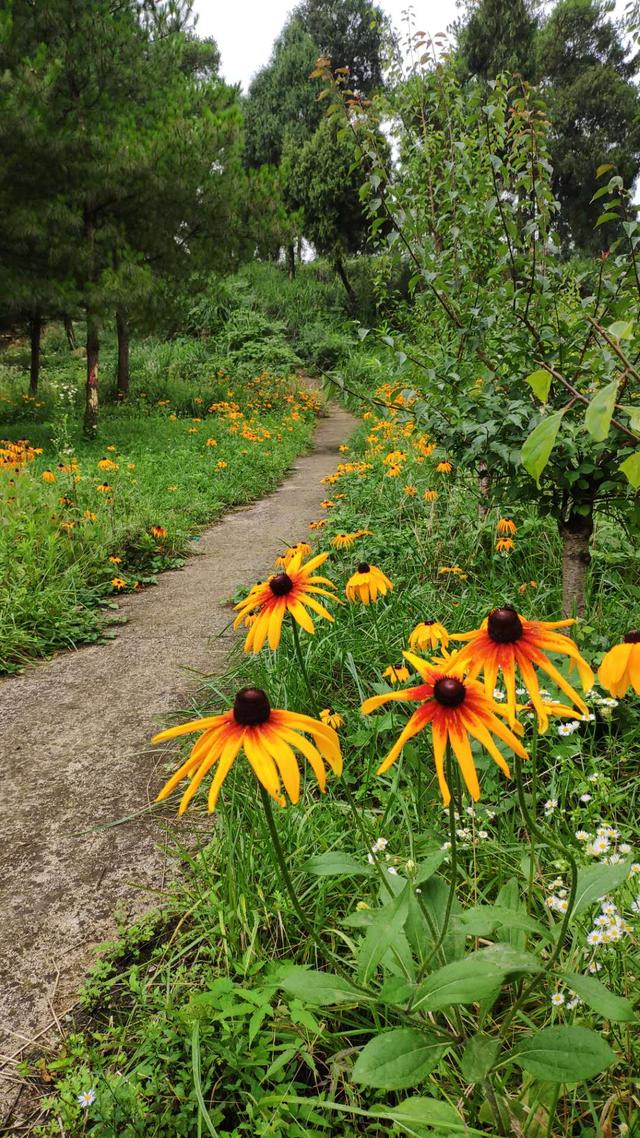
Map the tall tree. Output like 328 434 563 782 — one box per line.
456 0 539 82
537 0 640 252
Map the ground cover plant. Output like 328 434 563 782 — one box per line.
27 386 640 1137
0 323 320 672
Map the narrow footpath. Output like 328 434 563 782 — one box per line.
0 402 357 1111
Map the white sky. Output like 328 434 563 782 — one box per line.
193 0 461 89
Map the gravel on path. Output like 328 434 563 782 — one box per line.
0 401 357 1114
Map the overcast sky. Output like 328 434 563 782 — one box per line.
192 0 461 90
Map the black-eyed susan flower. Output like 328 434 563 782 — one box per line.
518 580 538 594
234 549 338 652
383 663 411 685
403 484 417 497
111 577 126 589
83 510 97 522
109 555 122 565
153 687 342 813
42 470 56 483
362 653 527 805
96 483 112 493
275 542 312 568
97 457 118 472
496 537 515 553
309 518 326 529
346 562 393 604
597 631 640 698
452 606 594 731
423 489 438 502
320 708 344 729
436 461 453 474
409 620 449 653
320 499 335 509
497 518 517 536
331 532 359 549
150 525 167 539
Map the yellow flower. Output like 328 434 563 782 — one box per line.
346 562 393 604
83 510 97 521
96 483 112 493
206 438 218 447
403 484 417 496
153 687 342 813
217 460 227 469
362 654 527 805
423 489 438 502
409 620 449 652
496 537 515 553
436 461 453 474
97 458 118 472
275 542 312 568
106 445 117 452
109 556 122 564
111 577 127 589
42 470 56 483
320 708 344 729
597 631 640 698
150 525 168 539
383 664 411 685
497 518 517 535
385 464 401 477
438 566 467 581
518 580 538 594
331 532 359 549
233 549 339 653
320 499 335 509
309 519 326 530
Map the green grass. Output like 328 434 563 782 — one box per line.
25 396 640 1137
0 330 320 672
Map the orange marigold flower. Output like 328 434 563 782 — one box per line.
436 461 453 474
423 489 438 502
346 562 393 604
233 549 339 653
42 470 56 483
153 687 342 813
452 606 594 731
597 631 640 698
497 518 517 535
409 620 449 652
362 653 527 805
111 577 127 589
496 537 515 553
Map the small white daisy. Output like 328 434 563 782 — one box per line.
77 1089 96 1109
550 992 565 1007
575 831 591 842
579 793 592 803
371 837 388 853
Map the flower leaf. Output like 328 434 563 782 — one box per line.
513 1026 616 1082
352 1028 448 1089
559 971 636 1022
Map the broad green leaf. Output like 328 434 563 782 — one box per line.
524 368 551 403
352 1028 448 1090
521 410 565 485
595 211 619 226
607 320 633 340
560 971 636 1022
358 886 410 983
620 450 640 489
384 1096 463 1135
619 404 640 433
277 967 367 1007
513 1026 616 1082
460 1033 500 1082
379 976 415 1006
413 945 541 1012
573 859 634 916
303 852 372 877
585 379 618 442
596 163 614 177
414 850 447 884
455 905 547 940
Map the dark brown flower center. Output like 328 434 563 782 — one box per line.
624 629 640 643
269 572 293 596
433 677 466 708
424 619 435 626
487 605 523 644
233 687 271 726
357 562 370 574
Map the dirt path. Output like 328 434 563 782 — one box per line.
0 402 357 1113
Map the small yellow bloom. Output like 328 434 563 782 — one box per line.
409 620 449 652
42 470 56 483
217 460 227 469
518 580 538 594
109 556 122 564
106 445 117 452
206 438 218 447
436 461 453 474
97 458 118 472
309 518 326 529
598 631 640 698
150 525 167 539
497 518 517 536
96 483 112 493
111 577 127 589
403 484 417 496
383 664 411 685
496 537 515 553
320 708 344 729
423 489 438 502
275 542 312 568
331 532 359 549
320 499 335 509
83 510 97 521
346 562 393 604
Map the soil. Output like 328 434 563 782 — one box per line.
0 401 357 1120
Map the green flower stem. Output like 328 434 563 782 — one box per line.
290 618 320 717
415 746 459 978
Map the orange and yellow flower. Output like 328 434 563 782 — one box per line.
409 620 449 653
42 470 56 484
383 663 411 685
111 577 127 589
362 653 527 804
320 708 344 729
153 687 342 813
331 532 359 549
346 562 393 604
423 489 438 502
275 542 312 568
496 537 515 553
234 549 338 652
597 631 640 698
150 525 167 539
436 461 453 474
452 606 594 730
497 518 517 536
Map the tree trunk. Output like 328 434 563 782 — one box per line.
116 309 129 398
29 311 42 395
63 314 76 350
558 509 594 617
286 244 296 280
477 461 491 518
84 312 100 437
334 256 356 304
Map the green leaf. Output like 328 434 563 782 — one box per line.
414 850 447 884
595 211 619 226
524 368 551 403
277 967 366 1007
358 886 410 983
455 905 548 940
619 404 640 433
620 450 640 489
352 1028 448 1090
513 1026 616 1082
560 971 636 1022
573 860 634 916
384 1096 463 1135
585 379 619 442
521 410 565 485
460 1033 500 1082
413 945 542 1013
303 852 372 877
607 320 633 340
596 163 614 178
